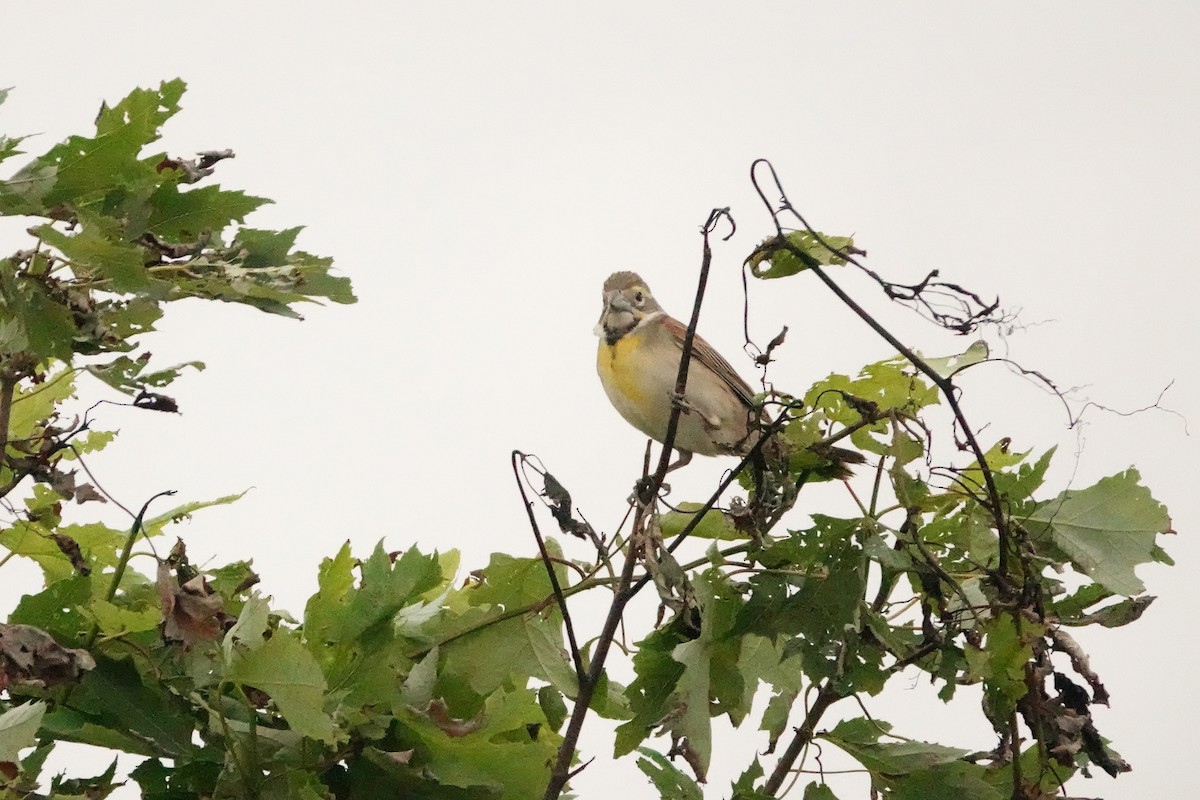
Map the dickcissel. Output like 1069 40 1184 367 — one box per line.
594 271 861 476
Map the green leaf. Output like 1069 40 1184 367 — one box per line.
31 80 184 212
89 598 161 637
660 503 741 540
166 237 355 319
636 747 704 800
90 296 163 347
19 740 55 786
0 80 180 215
0 315 29 354
7 367 76 450
537 685 568 732
1050 579 1156 628
993 447 1055 508
823 717 971 775
747 231 856 279
0 133 25 167
130 751 222 800
434 551 566 692
40 707 163 757
917 504 1000 577
958 440 1029 503
9 575 93 643
0 88 27 166
738 517 871 690
1048 581 1112 621
62 655 197 757
146 183 269 240
323 619 409 717
1 278 77 360
736 635 802 750
305 543 444 687
60 429 118 457
46 756 120 796
344 545 444 638
140 491 248 537
801 358 939 455
259 769 332 800
388 687 558 800
233 227 302 267
223 594 271 661
36 215 149 291
1072 596 1156 628
303 541 356 646
917 340 989 379
1025 468 1171 596
964 613 1038 727
881 760 1007 800
616 622 688 757
731 759 770 799
888 426 925 467
440 610 570 701
586 670 632 721
206 559 259 601
228 630 336 743
667 578 718 781
0 701 46 763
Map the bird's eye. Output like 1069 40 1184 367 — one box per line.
633 290 645 304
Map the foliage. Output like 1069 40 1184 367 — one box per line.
0 84 1176 800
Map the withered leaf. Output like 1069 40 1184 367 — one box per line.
542 470 593 540
133 390 179 413
157 563 231 646
74 483 107 505
0 623 96 689
418 698 484 738
49 532 91 576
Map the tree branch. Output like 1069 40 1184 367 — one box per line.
762 681 842 795
541 208 731 800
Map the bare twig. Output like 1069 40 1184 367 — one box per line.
749 159 1014 589
106 490 176 606
512 450 586 682
541 209 732 800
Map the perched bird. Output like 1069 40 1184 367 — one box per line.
594 271 861 476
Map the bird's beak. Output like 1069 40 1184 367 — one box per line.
605 290 634 315
593 289 634 337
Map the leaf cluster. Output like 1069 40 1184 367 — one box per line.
0 88 1176 800
529 224 1173 799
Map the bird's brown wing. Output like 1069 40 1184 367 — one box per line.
661 315 757 408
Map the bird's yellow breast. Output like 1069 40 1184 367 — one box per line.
596 333 648 406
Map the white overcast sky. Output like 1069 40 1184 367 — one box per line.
2 3 1197 799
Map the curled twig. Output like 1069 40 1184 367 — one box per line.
511 451 585 683
749 159 1004 335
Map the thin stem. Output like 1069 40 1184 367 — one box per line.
107 491 175 604
762 682 842 795
68 445 136 519
512 451 586 682
542 209 731 800
426 573 612 654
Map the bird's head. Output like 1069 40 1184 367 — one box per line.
594 271 664 343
